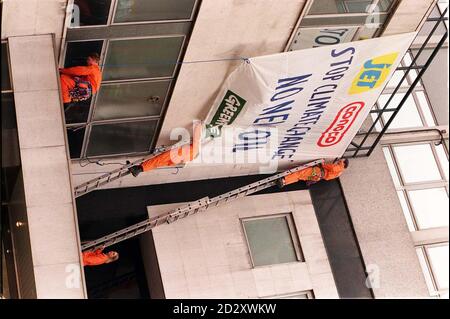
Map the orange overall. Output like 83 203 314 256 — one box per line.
142 124 202 172
60 65 102 103
82 248 109 266
283 161 346 186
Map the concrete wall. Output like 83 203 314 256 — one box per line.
157 0 307 145
1 0 67 53
413 47 449 126
383 0 435 36
141 191 338 299
8 34 86 298
339 146 429 298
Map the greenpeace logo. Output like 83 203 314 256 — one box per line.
209 90 246 128
349 52 398 94
317 101 365 147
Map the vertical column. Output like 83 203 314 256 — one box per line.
8 34 86 299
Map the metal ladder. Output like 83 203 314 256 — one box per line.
73 140 188 198
81 159 323 252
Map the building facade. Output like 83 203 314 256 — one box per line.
1 0 448 299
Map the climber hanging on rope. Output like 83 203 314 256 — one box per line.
128 122 203 177
276 158 349 188
59 52 102 110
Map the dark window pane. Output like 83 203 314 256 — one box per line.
64 100 91 124
103 37 184 81
86 120 157 157
243 216 298 267
2 43 11 91
301 13 388 27
73 0 112 26
114 0 196 23
64 40 103 68
67 126 86 159
1 93 17 129
93 80 170 120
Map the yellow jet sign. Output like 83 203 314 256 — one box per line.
349 52 399 94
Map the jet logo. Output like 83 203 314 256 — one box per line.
349 52 398 94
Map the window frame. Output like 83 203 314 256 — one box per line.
69 0 200 29
262 290 315 299
240 213 304 268
416 243 449 297
101 34 186 83
383 142 449 231
111 0 199 26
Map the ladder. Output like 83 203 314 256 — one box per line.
81 159 323 252
73 140 188 198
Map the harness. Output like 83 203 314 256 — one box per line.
308 163 325 181
70 76 92 102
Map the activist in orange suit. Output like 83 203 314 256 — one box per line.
82 247 119 267
128 123 203 177
59 52 102 105
277 159 349 188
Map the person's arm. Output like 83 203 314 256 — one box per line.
60 65 94 76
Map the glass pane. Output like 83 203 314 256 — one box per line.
67 127 86 159
73 0 112 26
386 70 408 88
393 144 442 183
64 40 104 68
435 144 449 181
1 43 11 91
427 245 449 290
1 93 16 130
301 14 387 27
378 94 423 129
408 188 449 229
377 0 395 12
397 191 415 231
64 100 91 124
308 0 372 14
86 120 157 157
114 0 196 23
370 113 383 132
103 37 184 81
93 80 170 120
415 91 437 126
289 27 358 50
243 216 298 267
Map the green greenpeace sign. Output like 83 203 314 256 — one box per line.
209 90 246 128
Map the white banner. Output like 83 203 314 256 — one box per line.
198 33 416 169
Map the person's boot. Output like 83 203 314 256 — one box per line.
128 165 143 177
276 178 285 189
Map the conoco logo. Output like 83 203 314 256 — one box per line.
317 102 365 147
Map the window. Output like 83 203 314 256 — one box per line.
86 120 158 157
242 214 303 267
371 52 438 132
1 43 11 91
103 37 184 81
113 0 196 23
417 244 449 298
288 0 397 50
73 0 112 27
93 80 171 120
263 290 314 299
393 144 443 184
383 143 449 231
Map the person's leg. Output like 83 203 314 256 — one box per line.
60 74 75 104
129 150 174 177
282 167 314 186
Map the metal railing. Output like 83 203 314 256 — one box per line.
346 8 448 158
